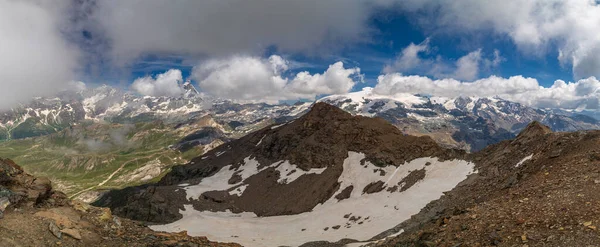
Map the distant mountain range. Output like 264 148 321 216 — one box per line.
320 87 600 151
0 84 311 141
1 84 600 152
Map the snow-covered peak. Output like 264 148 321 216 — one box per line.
182 81 200 98
319 87 429 116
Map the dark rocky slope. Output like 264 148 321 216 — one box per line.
94 102 467 224
377 121 600 246
95 103 600 246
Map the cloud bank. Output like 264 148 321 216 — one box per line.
91 0 376 64
6 0 600 114
192 55 362 103
384 39 503 81
0 1 78 109
375 73 600 110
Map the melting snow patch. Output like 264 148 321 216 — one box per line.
228 184 248 196
275 161 326 184
345 229 405 247
515 154 534 168
182 157 263 200
152 152 476 247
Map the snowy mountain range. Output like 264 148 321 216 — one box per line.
1 84 599 151
319 87 600 151
0 84 311 140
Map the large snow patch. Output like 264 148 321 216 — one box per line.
152 152 476 247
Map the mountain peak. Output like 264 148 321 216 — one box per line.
182 81 200 98
517 121 552 139
303 102 351 120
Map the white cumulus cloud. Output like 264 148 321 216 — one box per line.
374 73 600 110
287 62 362 98
383 39 430 73
192 55 361 103
131 69 184 97
384 40 502 81
396 0 600 79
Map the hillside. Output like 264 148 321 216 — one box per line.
0 157 239 247
375 121 600 246
94 102 472 246
94 103 600 246
0 119 225 201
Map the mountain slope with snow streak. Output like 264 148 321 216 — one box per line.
94 102 471 246
150 152 475 247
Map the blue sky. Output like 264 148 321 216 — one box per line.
4 1 600 110
122 7 575 91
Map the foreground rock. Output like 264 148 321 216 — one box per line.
0 158 240 247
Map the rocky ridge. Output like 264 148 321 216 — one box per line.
95 102 466 223
0 84 311 141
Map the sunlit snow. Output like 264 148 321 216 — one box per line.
515 154 533 168
152 152 476 247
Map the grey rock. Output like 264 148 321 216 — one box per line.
0 197 9 211
49 222 62 239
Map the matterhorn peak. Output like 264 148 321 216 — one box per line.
182 81 200 98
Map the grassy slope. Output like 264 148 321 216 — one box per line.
0 121 204 196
